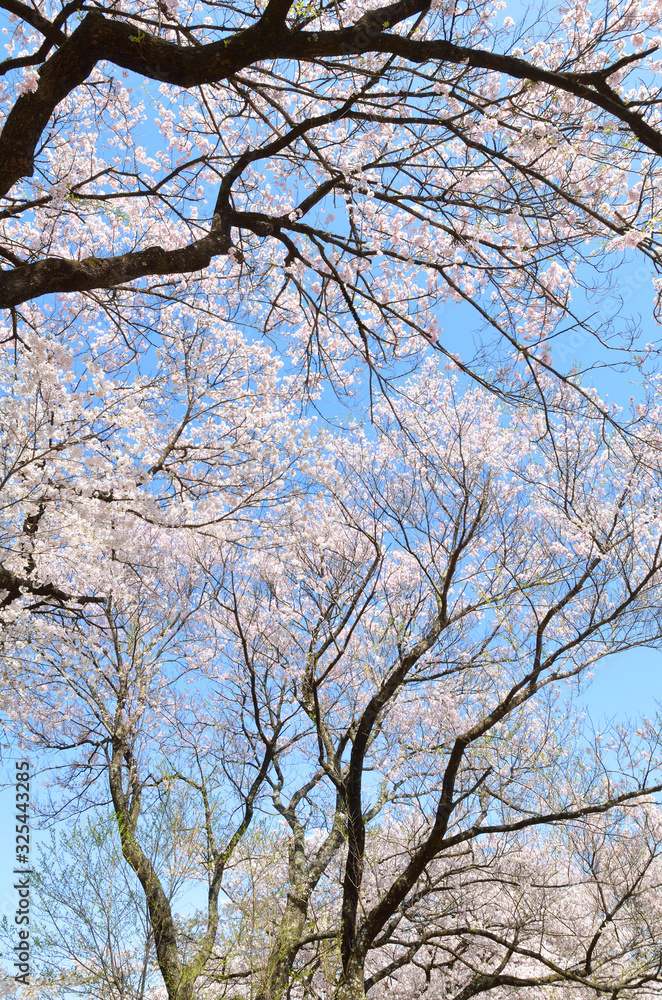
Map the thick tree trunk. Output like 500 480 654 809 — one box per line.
167 976 196 1000
255 893 308 1000
333 958 366 1000
255 813 346 1000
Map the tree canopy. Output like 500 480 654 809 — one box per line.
2 0 662 392
3 0 662 998
4 366 662 999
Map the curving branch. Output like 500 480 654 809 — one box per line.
1 1 660 306
0 225 232 308
0 562 105 610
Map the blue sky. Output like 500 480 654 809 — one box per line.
584 646 662 724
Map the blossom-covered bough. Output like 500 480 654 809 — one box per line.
2 0 662 393
0 318 302 617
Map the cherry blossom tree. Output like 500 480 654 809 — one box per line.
0 311 305 627
4 367 662 1000
2 0 662 398
5 0 662 994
